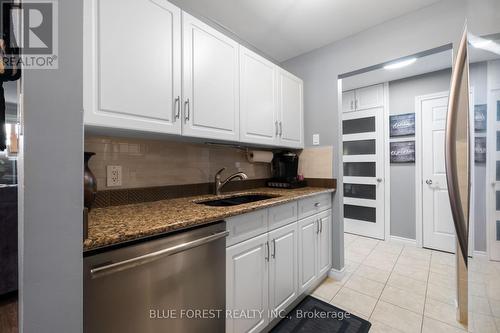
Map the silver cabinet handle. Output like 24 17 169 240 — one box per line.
184 98 190 122
350 100 354 110
316 219 320 234
275 121 279 136
265 241 270 262
174 96 180 120
90 230 229 279
445 27 469 266
320 218 323 233
314 202 321 208
279 122 283 136
271 239 276 259
426 179 433 185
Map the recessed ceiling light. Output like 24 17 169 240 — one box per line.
383 57 417 70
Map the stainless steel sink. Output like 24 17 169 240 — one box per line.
197 194 278 207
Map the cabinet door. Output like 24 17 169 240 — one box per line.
240 47 278 145
342 90 355 112
355 84 384 110
278 70 304 148
269 222 298 315
182 12 240 141
84 0 182 134
317 213 332 276
226 234 269 333
298 216 318 292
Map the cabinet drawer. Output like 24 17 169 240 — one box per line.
268 201 298 231
298 193 332 219
226 209 268 247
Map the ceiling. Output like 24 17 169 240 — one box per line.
176 0 443 62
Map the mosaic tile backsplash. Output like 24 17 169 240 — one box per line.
85 136 272 191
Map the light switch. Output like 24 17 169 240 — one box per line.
312 134 320 145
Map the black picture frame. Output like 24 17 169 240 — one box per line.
474 104 487 132
389 113 415 137
390 141 415 163
475 136 486 164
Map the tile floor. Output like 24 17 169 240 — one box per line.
312 233 500 332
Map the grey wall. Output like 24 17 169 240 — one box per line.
19 0 83 332
282 0 500 268
388 68 452 240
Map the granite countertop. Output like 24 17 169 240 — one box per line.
84 187 335 252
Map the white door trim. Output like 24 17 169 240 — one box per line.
415 91 449 249
383 83 391 241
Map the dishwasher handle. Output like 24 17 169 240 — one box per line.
90 230 229 279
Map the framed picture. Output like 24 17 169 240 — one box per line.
474 104 487 132
390 113 415 137
475 136 486 163
390 141 415 163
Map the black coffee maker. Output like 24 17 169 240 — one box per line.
267 152 307 189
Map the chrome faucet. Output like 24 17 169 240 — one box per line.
214 168 248 195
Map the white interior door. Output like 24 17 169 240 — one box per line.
342 104 385 240
421 92 456 253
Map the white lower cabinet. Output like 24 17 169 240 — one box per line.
298 210 332 292
226 195 332 333
226 233 269 333
269 223 298 315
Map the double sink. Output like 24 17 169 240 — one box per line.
196 194 279 207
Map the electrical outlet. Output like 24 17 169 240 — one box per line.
107 165 122 187
313 134 320 145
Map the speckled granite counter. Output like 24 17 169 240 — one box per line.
84 187 335 252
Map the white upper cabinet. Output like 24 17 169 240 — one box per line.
239 47 278 145
354 84 384 110
278 70 304 148
84 0 182 134
182 12 240 141
342 90 356 112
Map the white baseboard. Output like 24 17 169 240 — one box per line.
328 267 346 281
473 250 487 258
388 235 417 247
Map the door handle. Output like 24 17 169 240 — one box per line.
445 27 469 266
90 230 229 279
174 96 180 120
271 239 276 259
184 99 190 122
425 179 433 185
376 178 383 183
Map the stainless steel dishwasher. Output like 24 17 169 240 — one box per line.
84 221 227 333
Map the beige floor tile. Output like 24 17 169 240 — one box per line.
344 260 360 274
422 317 466 333
470 295 492 316
469 281 487 298
489 298 500 318
470 312 498 333
345 251 368 264
371 300 423 333
344 233 359 246
374 242 404 255
387 272 427 296
424 298 467 330
396 255 430 269
346 245 373 257
312 277 342 302
344 275 385 298
363 254 397 271
330 287 378 318
354 264 391 284
431 251 456 267
351 237 379 249
486 282 500 301
427 282 456 306
393 262 429 282
430 261 456 275
380 285 425 314
428 271 456 290
401 247 432 261
369 320 405 332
